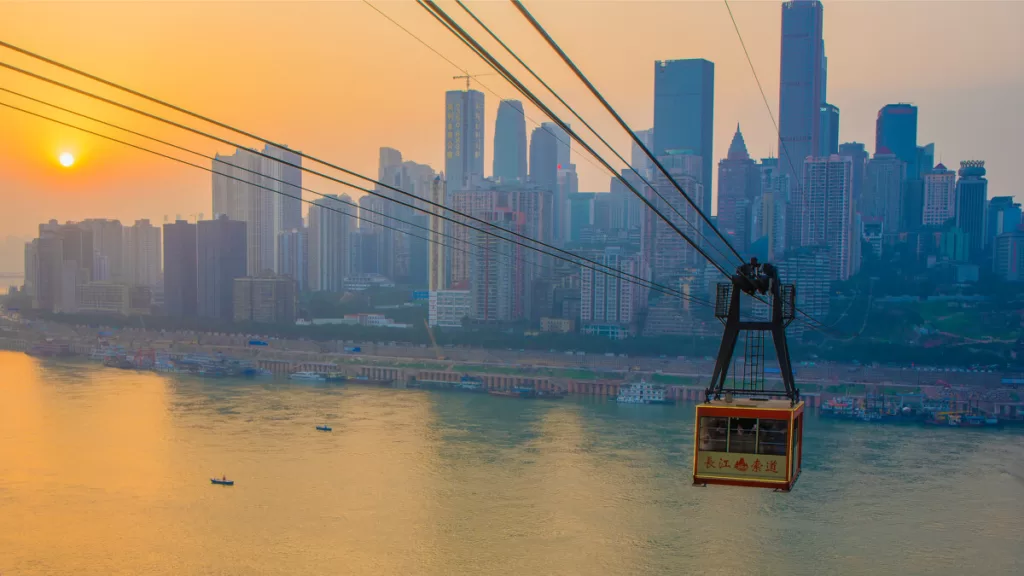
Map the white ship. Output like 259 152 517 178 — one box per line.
616 381 675 405
289 371 327 382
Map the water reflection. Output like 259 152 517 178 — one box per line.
1 352 1022 575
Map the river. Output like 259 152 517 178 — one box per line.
1 351 1022 575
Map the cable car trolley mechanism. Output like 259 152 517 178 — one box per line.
693 258 805 492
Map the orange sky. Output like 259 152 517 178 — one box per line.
0 0 1021 240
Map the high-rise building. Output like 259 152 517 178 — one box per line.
631 128 654 180
163 220 197 317
277 228 308 293
30 221 94 313
647 152 704 282
444 89 486 192
428 177 447 292
987 196 1022 248
81 219 124 282
993 231 1024 282
717 125 760 253
875 104 918 174
838 142 868 203
212 148 274 275
308 194 353 292
819 104 840 157
922 163 957 226
955 161 989 262
780 246 830 339
124 219 161 288
579 246 646 338
801 155 853 280
567 192 595 243
263 144 303 246
197 216 247 322
863 151 905 235
529 123 563 240
653 58 714 215
778 0 825 190
493 100 527 184
469 211 521 322
233 273 297 324
757 158 789 260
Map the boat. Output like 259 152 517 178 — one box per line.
353 375 392 386
289 371 327 382
489 386 535 399
316 425 332 432
616 381 675 405
324 372 347 383
211 476 234 486
536 389 567 400
454 375 487 392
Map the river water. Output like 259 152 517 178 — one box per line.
2 351 1022 575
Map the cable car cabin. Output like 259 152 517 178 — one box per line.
693 398 804 491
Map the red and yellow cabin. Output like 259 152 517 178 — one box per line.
693 398 804 491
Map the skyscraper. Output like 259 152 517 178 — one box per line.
988 196 1022 247
863 151 905 235
579 246 645 339
778 1 825 189
124 219 161 288
444 89 485 192
818 103 840 157
163 220 197 317
81 219 123 282
529 123 561 239
648 152 704 282
922 164 957 226
802 155 853 280
308 194 353 292
653 58 714 215
493 99 527 184
717 125 761 252
428 176 447 292
838 142 868 202
212 148 275 275
955 161 989 261
875 104 919 174
197 216 247 321
631 128 655 179
263 144 303 245
469 211 522 322
277 228 308 293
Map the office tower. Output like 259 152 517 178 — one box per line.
922 164 957 226
988 196 1022 247
653 58 715 215
493 100 527 184
955 161 989 261
778 1 825 188
428 176 447 292
197 216 247 321
567 192 596 243
555 123 571 168
308 194 353 292
875 104 918 174
862 218 884 258
378 147 404 189
277 228 308 293
124 219 161 288
631 128 654 179
529 123 561 239
862 150 905 235
23 241 37 298
993 231 1024 281
445 89 486 192
802 155 853 280
579 247 645 339
916 144 935 179
717 125 761 252
757 157 789 260
30 221 93 312
610 169 646 232
647 152 704 282
818 104 840 157
81 219 123 282
233 273 297 324
162 220 197 317
838 142 868 202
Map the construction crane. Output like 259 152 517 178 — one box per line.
453 73 494 90
423 319 446 361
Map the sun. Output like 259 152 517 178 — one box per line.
59 152 75 168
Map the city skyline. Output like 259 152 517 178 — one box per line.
0 1 1019 239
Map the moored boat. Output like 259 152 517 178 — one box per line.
616 381 674 405
289 371 327 382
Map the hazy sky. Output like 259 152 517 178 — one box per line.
0 0 1021 241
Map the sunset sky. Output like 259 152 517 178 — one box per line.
0 0 1021 244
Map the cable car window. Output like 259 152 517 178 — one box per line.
728 418 758 453
699 417 728 451
758 419 789 456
